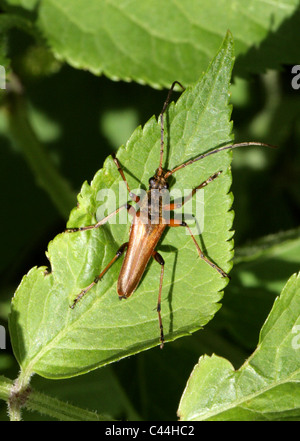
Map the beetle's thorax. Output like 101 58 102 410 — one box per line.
134 169 170 226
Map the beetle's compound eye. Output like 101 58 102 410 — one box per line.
149 177 156 187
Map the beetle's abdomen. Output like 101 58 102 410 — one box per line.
117 220 166 298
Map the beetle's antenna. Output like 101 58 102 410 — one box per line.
158 81 185 175
165 142 277 178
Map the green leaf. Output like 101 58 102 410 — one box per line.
6 0 300 87
221 227 300 349
9 32 234 379
2 0 38 10
178 272 300 421
236 228 300 262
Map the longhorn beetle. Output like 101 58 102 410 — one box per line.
66 81 274 348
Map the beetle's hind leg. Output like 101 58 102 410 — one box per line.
152 251 165 349
167 218 229 278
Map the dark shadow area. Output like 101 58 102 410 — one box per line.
235 5 300 78
220 256 300 349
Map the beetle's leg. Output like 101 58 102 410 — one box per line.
163 171 222 211
70 242 129 308
152 250 165 349
66 202 134 233
166 218 229 279
112 154 140 203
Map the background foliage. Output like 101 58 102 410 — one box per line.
0 0 300 421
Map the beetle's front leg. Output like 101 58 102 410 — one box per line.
65 202 133 233
162 171 222 212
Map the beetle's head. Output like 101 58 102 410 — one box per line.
148 169 169 190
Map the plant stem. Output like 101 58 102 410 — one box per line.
5 74 76 219
7 368 32 421
0 374 110 421
26 388 109 421
0 375 13 401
